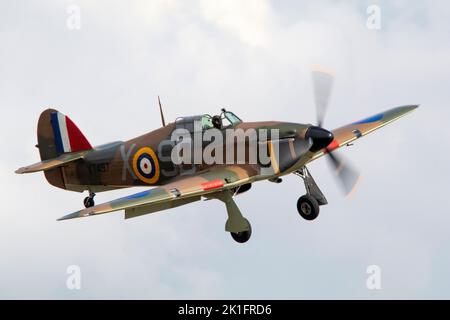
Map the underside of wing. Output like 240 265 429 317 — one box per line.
58 165 257 221
310 105 418 161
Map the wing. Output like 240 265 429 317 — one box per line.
58 165 257 221
310 105 418 161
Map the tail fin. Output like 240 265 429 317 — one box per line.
38 109 92 160
32 109 92 190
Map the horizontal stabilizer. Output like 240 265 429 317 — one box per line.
15 150 88 174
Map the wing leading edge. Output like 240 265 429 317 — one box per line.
310 105 418 161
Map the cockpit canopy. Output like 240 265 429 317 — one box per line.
175 110 242 132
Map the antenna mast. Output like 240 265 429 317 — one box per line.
158 96 166 126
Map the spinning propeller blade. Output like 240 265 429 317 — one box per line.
311 66 361 196
312 66 334 127
326 151 362 196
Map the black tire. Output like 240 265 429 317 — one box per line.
230 219 252 243
297 195 320 221
84 197 95 208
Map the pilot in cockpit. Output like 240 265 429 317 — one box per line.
212 115 222 129
201 108 243 131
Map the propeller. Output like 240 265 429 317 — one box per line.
312 66 334 127
327 152 362 196
309 66 362 196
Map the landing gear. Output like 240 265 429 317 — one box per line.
294 167 327 221
209 190 252 244
83 192 96 208
230 219 252 243
297 195 319 220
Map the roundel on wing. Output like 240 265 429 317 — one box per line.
132 147 160 184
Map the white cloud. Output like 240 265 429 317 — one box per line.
199 0 273 47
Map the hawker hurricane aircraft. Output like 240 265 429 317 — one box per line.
16 70 418 243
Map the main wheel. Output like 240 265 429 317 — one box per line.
297 195 320 221
230 219 252 243
84 197 95 208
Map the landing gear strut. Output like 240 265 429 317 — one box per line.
83 191 96 208
210 190 252 244
294 167 327 221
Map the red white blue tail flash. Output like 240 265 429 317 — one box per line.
50 112 92 154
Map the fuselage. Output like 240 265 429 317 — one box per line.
58 120 318 193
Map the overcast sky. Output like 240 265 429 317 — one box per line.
1 0 450 299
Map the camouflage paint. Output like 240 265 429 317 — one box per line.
16 105 418 221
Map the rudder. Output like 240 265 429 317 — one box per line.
37 109 92 189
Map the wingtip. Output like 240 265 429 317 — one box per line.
57 215 72 222
393 105 419 116
57 211 83 221
15 167 28 174
405 104 420 111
